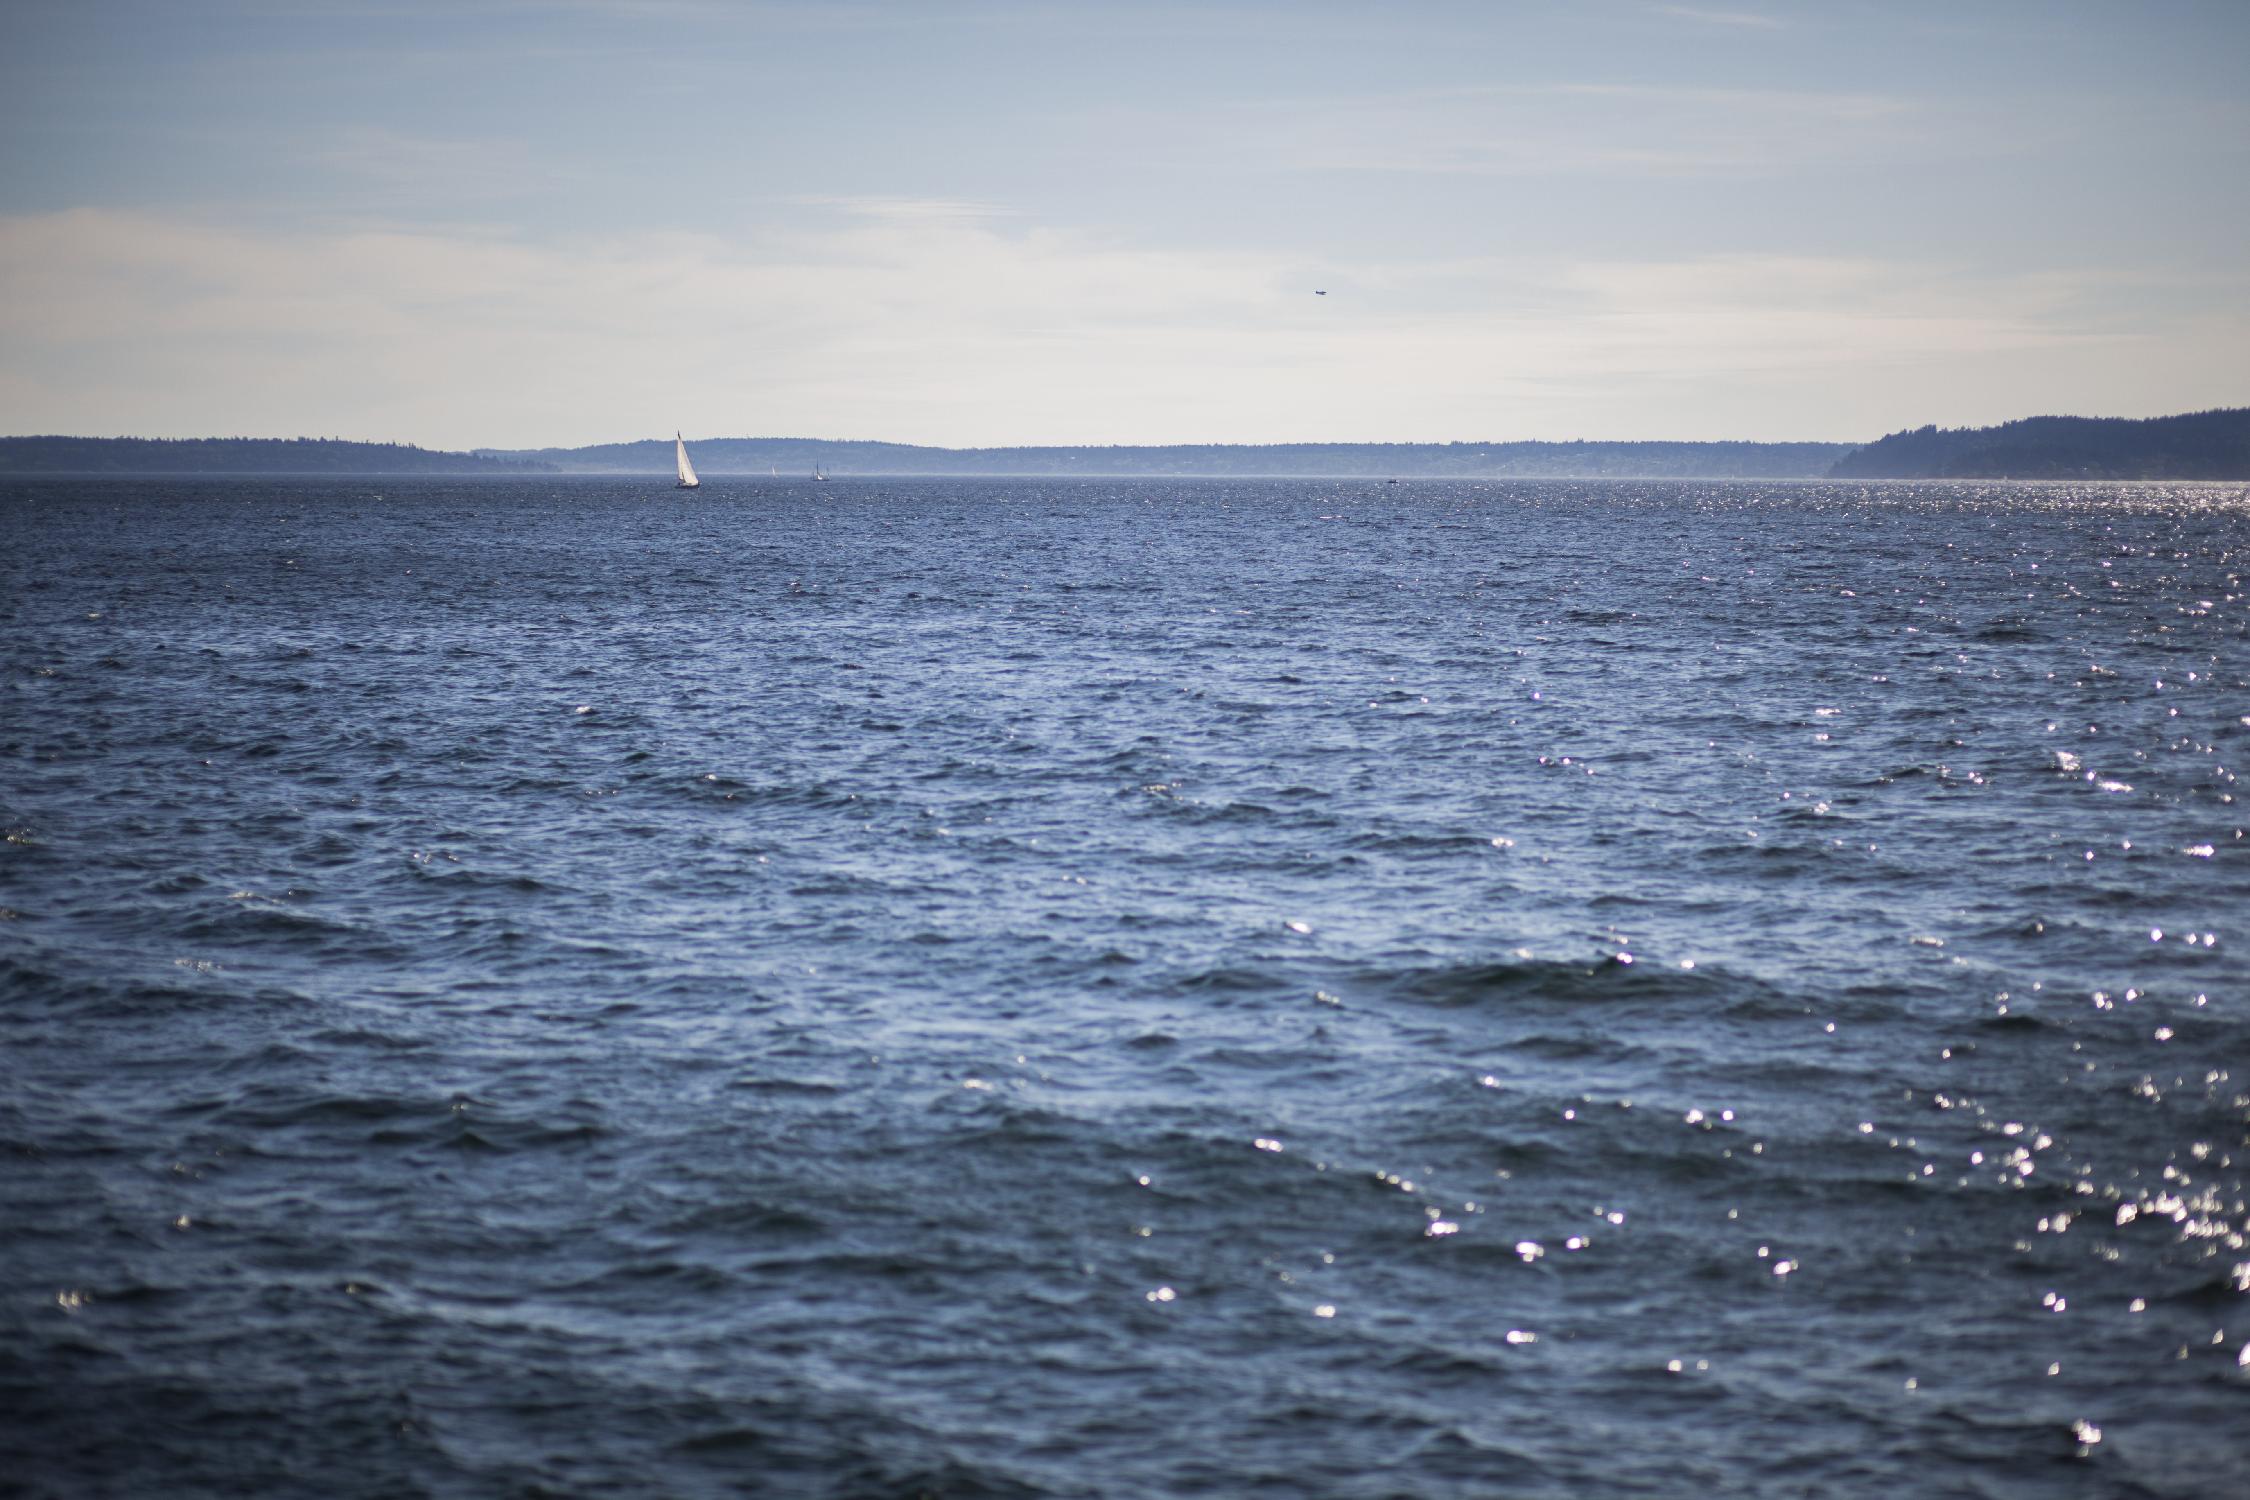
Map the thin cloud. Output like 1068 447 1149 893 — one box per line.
788 196 1020 223
1651 5 1787 28
308 128 554 200
1163 79 1946 180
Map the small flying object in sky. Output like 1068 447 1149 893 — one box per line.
1313 289 1327 296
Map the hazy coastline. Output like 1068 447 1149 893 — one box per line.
9 407 2248 480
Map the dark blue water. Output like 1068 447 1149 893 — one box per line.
3 475 2246 1497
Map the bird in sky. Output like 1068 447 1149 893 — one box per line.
1313 289 1327 296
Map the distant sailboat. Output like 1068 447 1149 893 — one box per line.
674 432 700 489
812 466 828 482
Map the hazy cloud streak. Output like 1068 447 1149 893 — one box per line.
1650 5 1787 28
1150 81 1962 181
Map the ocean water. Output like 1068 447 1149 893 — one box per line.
2 475 2245 1498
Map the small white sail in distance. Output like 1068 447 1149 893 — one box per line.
674 432 700 489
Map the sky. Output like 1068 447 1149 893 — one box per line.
1 0 2246 449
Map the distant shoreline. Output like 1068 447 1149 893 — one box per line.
5 406 2246 479
2 434 1858 481
0 435 545 477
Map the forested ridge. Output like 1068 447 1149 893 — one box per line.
1828 408 2250 479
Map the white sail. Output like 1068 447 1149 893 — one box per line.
675 432 700 489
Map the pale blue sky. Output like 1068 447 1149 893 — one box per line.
2 0 2245 447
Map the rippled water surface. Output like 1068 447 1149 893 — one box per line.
3 475 2247 1497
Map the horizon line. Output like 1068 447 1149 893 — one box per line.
13 402 2248 454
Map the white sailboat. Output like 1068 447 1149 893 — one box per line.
674 432 700 489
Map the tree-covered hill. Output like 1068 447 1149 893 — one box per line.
0 436 551 474
1828 408 2250 480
